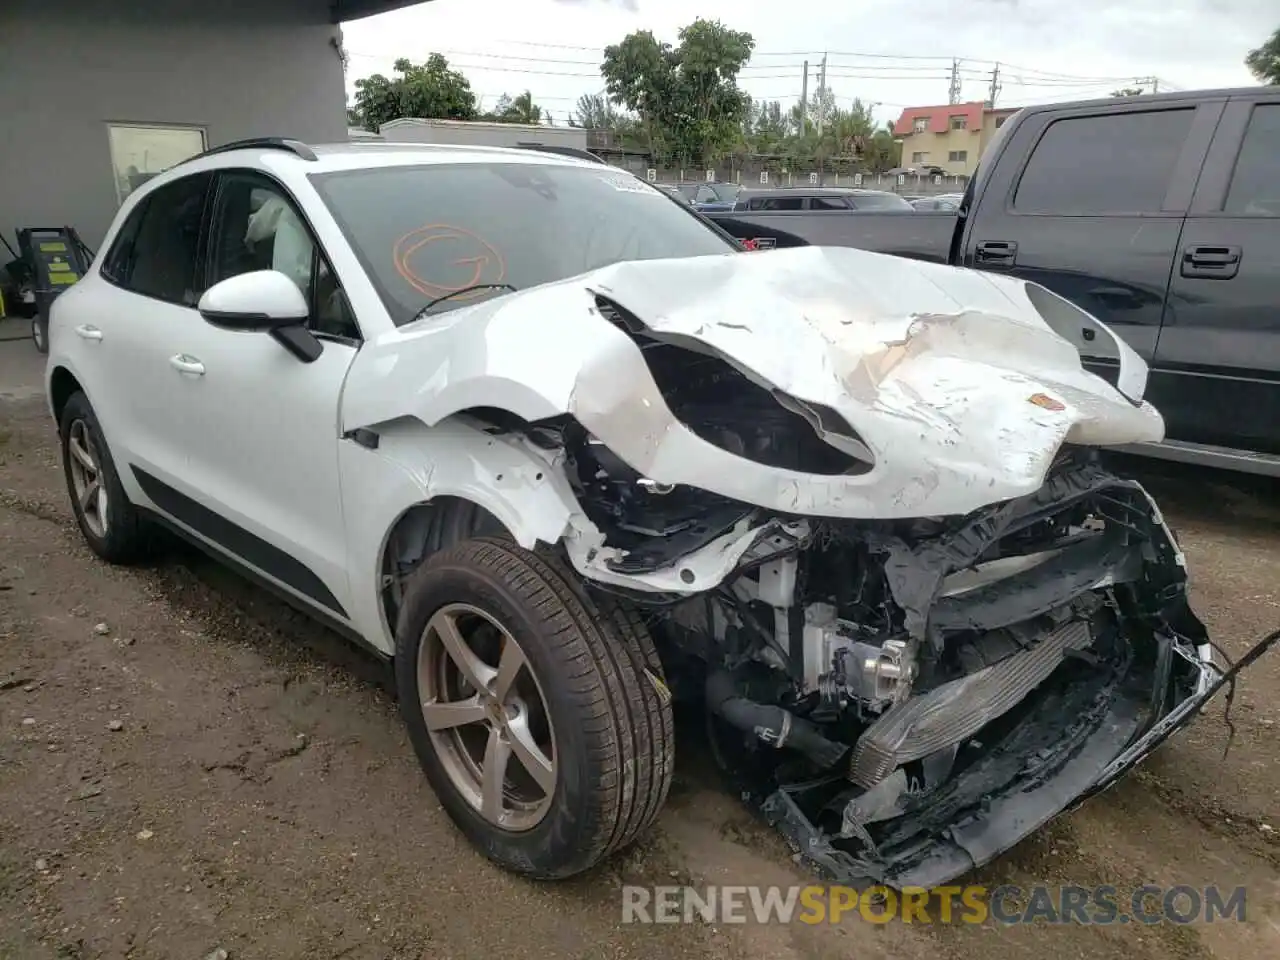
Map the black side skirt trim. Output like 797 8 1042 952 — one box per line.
131 466 350 620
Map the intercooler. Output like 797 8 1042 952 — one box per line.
848 617 1094 787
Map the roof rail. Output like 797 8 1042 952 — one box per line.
196 137 318 162
512 143 606 164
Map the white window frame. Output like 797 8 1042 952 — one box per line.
107 122 208 206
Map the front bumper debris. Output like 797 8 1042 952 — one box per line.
755 626 1277 889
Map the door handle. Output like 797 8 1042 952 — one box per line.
168 354 205 376
74 324 103 341
1181 245 1241 280
974 240 1018 268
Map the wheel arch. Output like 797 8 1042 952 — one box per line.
49 365 83 424
376 496 509 641
345 412 587 654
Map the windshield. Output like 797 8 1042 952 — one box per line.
310 162 738 323
708 182 741 202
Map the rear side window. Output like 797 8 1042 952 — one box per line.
1224 104 1280 216
1013 109 1194 215
758 196 803 211
809 196 850 210
106 172 211 304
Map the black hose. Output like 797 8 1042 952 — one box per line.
706 669 848 769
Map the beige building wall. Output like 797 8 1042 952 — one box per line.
897 108 1019 177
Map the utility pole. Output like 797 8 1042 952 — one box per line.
986 63 1001 108
949 58 962 105
800 60 809 135
816 53 828 135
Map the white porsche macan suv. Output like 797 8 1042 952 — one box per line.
47 138 1226 888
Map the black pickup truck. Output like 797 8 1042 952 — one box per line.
707 87 1280 476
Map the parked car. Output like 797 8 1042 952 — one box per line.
655 183 694 206
731 187 913 212
674 181 742 212
910 193 964 212
45 136 1265 891
706 87 1280 477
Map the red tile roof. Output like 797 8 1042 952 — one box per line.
894 102 985 136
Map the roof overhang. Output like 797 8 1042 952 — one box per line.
331 0 435 22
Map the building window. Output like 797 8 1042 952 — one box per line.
107 124 207 205
912 117 928 133
948 151 968 162
950 115 968 130
911 151 929 163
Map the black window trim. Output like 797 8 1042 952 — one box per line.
99 171 215 308
206 167 363 345
1004 102 1220 219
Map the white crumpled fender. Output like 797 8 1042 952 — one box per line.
341 245 1164 522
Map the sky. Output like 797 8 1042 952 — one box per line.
341 0 1274 128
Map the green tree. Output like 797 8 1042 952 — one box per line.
352 55 478 132
1246 26 1280 84
573 93 618 130
487 90 543 124
601 19 754 165
1110 87 1146 97
863 122 902 173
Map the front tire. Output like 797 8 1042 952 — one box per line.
395 537 674 879
31 314 49 354
59 391 152 563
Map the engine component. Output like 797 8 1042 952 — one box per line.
706 669 848 769
848 617 1093 788
801 603 917 711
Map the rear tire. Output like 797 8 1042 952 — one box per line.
395 537 674 879
58 391 152 563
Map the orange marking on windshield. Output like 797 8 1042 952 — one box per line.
392 224 507 300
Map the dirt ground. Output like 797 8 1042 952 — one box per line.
2 354 1278 959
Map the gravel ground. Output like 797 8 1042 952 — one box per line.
1 376 1278 960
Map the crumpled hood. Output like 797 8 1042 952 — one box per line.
343 245 1165 519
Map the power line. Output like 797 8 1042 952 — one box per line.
344 47 1157 87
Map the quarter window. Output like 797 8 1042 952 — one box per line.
1224 104 1280 216
1014 109 1194 215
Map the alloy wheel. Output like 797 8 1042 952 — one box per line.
417 602 557 831
67 419 109 538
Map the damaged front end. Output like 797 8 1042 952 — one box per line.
531 253 1258 888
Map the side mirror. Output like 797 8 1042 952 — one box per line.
197 270 321 363
198 270 309 329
